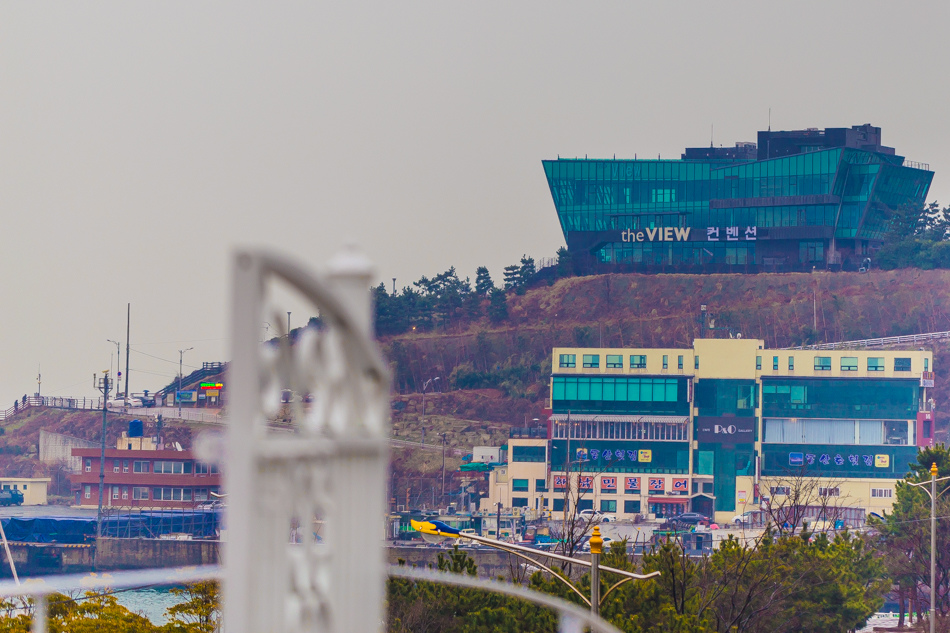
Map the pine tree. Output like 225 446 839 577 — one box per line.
474 266 494 296
488 289 508 323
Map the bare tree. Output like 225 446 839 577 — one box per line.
758 468 855 536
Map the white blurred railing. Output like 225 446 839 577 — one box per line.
784 329 950 350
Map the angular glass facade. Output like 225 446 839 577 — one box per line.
543 125 933 271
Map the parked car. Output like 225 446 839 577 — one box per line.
107 396 143 409
669 512 710 526
732 511 755 526
581 536 613 551
0 490 24 506
458 528 478 543
578 509 602 522
600 513 618 523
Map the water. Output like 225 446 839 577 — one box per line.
113 586 186 625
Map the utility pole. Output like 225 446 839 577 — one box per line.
107 339 121 398
36 365 41 400
125 303 131 399
440 432 447 500
178 347 194 416
907 462 950 633
94 371 112 540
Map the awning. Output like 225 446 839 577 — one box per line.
550 414 689 424
688 492 716 499
648 497 688 504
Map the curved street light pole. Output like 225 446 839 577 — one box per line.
908 462 950 633
178 347 194 416
421 376 440 444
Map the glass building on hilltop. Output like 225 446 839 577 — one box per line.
542 124 934 272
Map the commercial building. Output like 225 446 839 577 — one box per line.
489 340 933 525
543 124 934 272
70 431 221 509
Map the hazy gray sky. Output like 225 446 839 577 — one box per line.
1 2 948 406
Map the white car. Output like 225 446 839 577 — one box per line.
578 509 603 522
107 396 143 409
732 511 755 525
600 513 618 523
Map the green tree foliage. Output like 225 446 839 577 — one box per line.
474 266 495 296
875 443 950 625
488 289 508 324
876 202 950 269
163 581 220 632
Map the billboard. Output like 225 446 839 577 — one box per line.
549 440 689 474
761 444 918 478
696 416 755 443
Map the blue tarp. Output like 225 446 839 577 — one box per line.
0 510 223 543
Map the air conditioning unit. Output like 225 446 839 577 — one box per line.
512 507 521 516
396 505 406 512
438 509 445 515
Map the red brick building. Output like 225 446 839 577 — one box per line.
70 444 221 509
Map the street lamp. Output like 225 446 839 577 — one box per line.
907 462 950 633
107 339 122 398
178 347 194 416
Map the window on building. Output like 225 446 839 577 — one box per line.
678 355 684 370
770 486 790 496
871 488 893 499
814 357 831 371
925 420 933 439
867 358 884 372
606 355 623 369
512 446 545 462
788 357 794 371
535 479 548 492
841 357 858 371
559 354 576 368
194 488 209 502
818 487 840 497
113 460 120 473
582 355 599 369
84 485 91 499
756 356 762 370
925 358 930 371
84 459 92 473
773 356 779 370
662 355 669 370
623 500 641 514
133 461 150 473
600 500 617 512
121 486 128 500
702 482 714 493
630 355 647 369
895 358 911 372
112 486 120 500
512 479 529 492
133 487 149 500
552 498 565 512
576 498 593 511
512 497 528 507
695 356 700 370
154 461 192 474
123 460 129 473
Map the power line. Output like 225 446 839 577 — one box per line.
130 348 200 369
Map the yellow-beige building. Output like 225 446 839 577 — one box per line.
487 339 933 525
0 477 51 505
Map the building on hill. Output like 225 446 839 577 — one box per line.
543 124 934 273
69 430 220 509
0 477 50 505
485 339 934 526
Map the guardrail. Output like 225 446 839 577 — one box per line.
784 330 950 351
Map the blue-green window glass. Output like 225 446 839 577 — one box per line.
630 355 647 369
895 358 911 372
678 355 684 370
788 357 794 370
512 446 545 462
512 497 528 507
624 500 641 513
601 499 617 512
925 358 929 371
512 479 529 492
695 380 758 416
535 479 547 492
868 358 884 372
551 376 689 414
841 357 858 371
606 355 623 368
762 378 918 419
583 354 599 368
814 357 831 371
756 356 762 370
773 356 779 370
576 499 594 512
695 356 700 370
552 498 565 512
559 354 576 368
662 355 669 370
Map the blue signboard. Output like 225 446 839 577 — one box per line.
176 390 197 403
550 440 689 474
762 444 919 479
